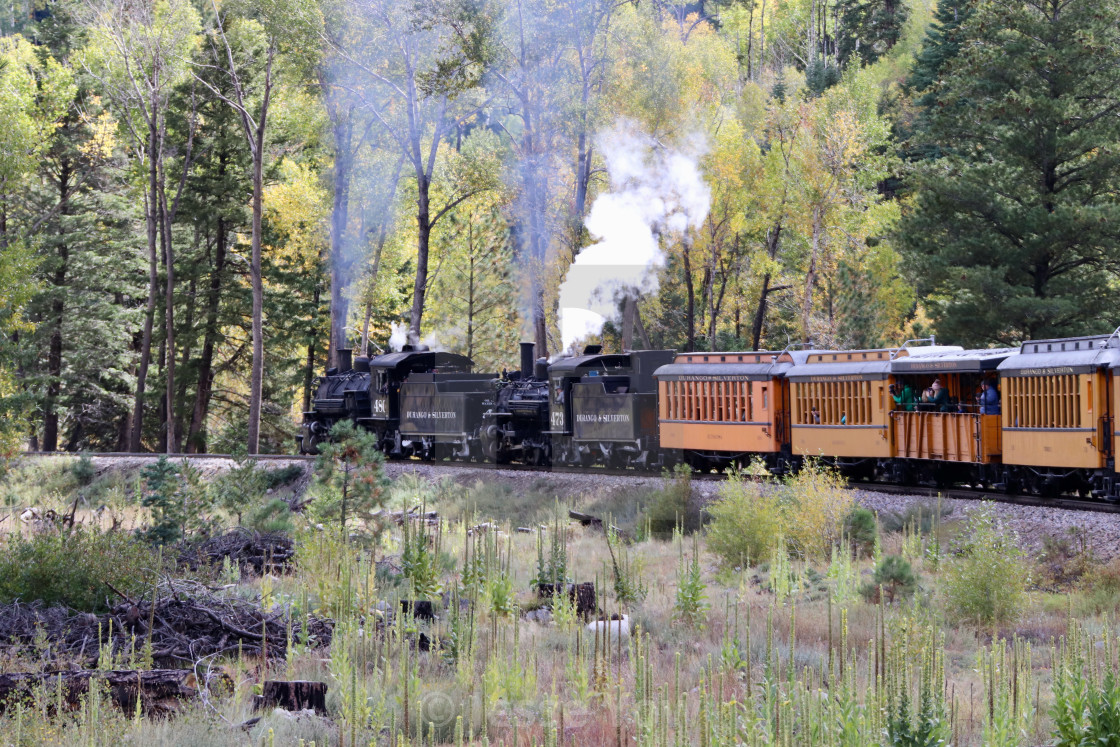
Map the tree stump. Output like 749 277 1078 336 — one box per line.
253 680 328 715
536 582 597 620
400 599 436 620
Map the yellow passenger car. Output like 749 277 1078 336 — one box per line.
653 350 803 469
997 335 1119 493
889 348 1014 465
786 345 962 466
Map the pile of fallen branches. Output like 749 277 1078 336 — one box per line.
0 579 331 668
179 528 295 575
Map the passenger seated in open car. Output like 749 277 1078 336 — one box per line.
922 379 950 412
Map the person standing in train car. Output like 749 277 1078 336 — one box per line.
978 379 1001 415
891 382 917 411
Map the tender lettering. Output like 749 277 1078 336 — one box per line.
575 413 631 423
663 375 757 382
899 361 959 371
407 411 457 419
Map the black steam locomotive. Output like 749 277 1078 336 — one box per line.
299 342 673 469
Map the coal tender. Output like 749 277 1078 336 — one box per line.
398 361 495 461
549 346 675 468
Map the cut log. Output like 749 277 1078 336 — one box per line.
0 669 232 717
568 510 602 527
253 680 328 715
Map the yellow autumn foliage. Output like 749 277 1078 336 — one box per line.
707 459 855 566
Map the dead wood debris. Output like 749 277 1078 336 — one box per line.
0 579 331 668
0 668 233 717
179 528 295 576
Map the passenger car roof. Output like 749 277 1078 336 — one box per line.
998 334 1120 375
786 345 963 380
655 350 785 380
892 347 1017 374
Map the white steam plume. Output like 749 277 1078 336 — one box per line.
389 321 408 352
558 121 710 354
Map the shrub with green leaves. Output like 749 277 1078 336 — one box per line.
211 457 266 524
707 460 853 567
674 541 707 625
139 456 216 544
244 497 295 534
307 420 389 539
1051 623 1120 746
861 555 918 604
71 454 96 487
0 527 165 612
705 468 784 567
941 505 1028 627
645 463 701 537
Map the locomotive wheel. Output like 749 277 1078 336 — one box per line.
480 427 500 463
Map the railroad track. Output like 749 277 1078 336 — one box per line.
23 451 315 461
847 480 1120 515
20 452 1120 514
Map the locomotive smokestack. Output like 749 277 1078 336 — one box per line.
337 348 353 373
520 342 535 380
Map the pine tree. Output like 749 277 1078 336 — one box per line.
836 0 910 68
898 0 975 161
898 0 1120 345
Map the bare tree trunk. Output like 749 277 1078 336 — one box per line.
751 220 784 349
328 113 353 366
302 283 320 415
43 157 72 452
751 273 772 350
175 267 196 448
159 163 176 454
247 125 265 454
358 158 402 357
683 245 696 352
746 2 754 80
620 296 652 350
130 121 161 452
187 219 226 453
802 208 822 345
408 174 432 345
466 240 476 362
